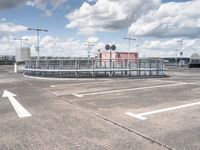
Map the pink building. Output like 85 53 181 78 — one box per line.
98 51 138 63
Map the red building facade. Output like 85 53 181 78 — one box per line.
98 51 138 62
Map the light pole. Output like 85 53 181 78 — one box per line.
84 42 95 58
123 37 136 62
177 40 183 66
13 36 28 50
27 27 48 58
136 44 139 53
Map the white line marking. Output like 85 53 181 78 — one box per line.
126 101 200 120
126 112 147 120
51 80 118 88
72 93 83 98
2 90 32 118
73 82 187 97
50 79 147 88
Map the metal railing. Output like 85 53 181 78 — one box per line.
0 56 15 65
24 58 166 78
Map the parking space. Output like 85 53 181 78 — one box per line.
48 71 200 150
0 65 200 149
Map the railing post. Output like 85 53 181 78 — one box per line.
75 60 78 77
125 59 127 76
156 60 159 76
138 59 141 76
149 60 152 76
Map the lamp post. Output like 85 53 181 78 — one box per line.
13 36 28 50
27 27 48 58
84 42 95 58
136 44 139 53
123 37 136 62
177 40 183 66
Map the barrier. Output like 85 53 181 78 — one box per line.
24 58 166 78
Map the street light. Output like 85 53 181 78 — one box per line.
84 42 95 58
136 44 139 53
123 37 136 61
177 40 183 66
27 27 48 58
13 36 28 50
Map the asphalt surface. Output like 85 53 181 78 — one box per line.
0 65 200 150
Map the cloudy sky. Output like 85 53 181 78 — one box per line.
0 0 199 57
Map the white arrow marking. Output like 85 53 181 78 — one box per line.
2 90 32 118
126 101 200 120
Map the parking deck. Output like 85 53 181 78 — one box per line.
0 65 200 150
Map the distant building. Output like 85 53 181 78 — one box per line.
0 55 15 65
162 57 190 66
15 47 31 62
97 50 138 68
188 53 200 68
98 51 138 61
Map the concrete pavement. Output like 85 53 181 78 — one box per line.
0 65 200 150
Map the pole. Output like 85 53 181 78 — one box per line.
177 40 183 67
136 44 139 52
123 37 136 63
110 49 112 69
128 39 130 61
37 30 39 58
180 40 183 66
84 42 94 59
27 27 48 59
27 27 48 68
20 36 22 50
13 36 28 50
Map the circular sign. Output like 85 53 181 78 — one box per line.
105 44 110 50
111 45 116 51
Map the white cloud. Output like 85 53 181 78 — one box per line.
129 0 200 38
66 0 160 35
0 36 20 55
87 36 98 43
137 38 200 57
0 22 27 35
1 35 200 58
26 0 68 16
20 35 92 57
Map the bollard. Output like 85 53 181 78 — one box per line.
14 63 17 73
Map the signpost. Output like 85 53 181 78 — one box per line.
105 44 116 70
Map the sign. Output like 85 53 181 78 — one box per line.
105 44 110 50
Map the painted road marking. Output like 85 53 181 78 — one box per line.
126 101 200 120
51 80 116 88
50 79 148 88
72 82 188 98
2 90 32 118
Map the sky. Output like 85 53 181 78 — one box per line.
0 0 199 57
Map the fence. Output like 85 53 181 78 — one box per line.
0 56 15 65
24 58 166 78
